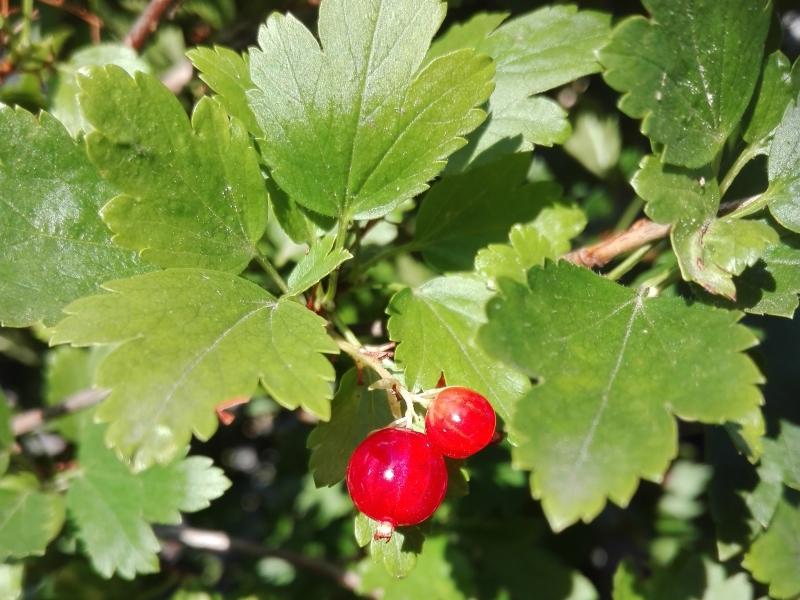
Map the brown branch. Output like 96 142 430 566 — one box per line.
124 0 177 51
564 218 671 269
12 388 109 436
156 525 369 595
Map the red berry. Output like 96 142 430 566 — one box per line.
346 427 448 538
425 387 496 459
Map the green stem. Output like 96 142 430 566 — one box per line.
330 312 360 348
723 193 768 220
351 240 419 278
638 265 679 294
255 253 289 295
615 196 644 232
21 0 32 45
605 243 653 282
719 143 763 198
323 217 351 307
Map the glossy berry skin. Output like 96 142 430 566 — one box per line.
346 428 448 535
425 387 496 459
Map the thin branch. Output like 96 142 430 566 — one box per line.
12 388 108 436
124 0 177 51
564 218 671 268
156 525 367 595
255 253 290 294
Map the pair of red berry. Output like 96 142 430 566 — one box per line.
346 386 496 540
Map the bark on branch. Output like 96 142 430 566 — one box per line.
124 0 177 50
563 218 671 268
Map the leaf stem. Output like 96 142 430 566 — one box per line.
350 240 419 279
322 217 351 307
21 0 32 45
720 193 768 220
605 243 653 282
614 196 644 232
719 143 764 198
255 253 289 295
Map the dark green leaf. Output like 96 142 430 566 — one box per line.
0 474 65 561
79 67 267 273
765 92 800 233
308 369 395 487
0 107 147 327
414 155 566 271
600 0 771 168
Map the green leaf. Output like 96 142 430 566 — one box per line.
0 474 65 561
475 204 586 287
248 0 494 219
734 232 800 318
51 43 150 137
79 67 267 273
563 111 622 179
138 455 231 524
743 51 798 148
0 389 11 477
0 106 147 327
67 425 160 578
286 234 352 296
599 0 771 168
765 92 800 233
648 554 753 600
51 268 337 470
743 491 800 599
613 561 645 600
358 535 471 597
354 513 424 579
67 423 229 579
480 262 763 530
0 563 23 600
307 369 395 487
446 6 610 171
186 45 261 136
387 274 529 423
414 155 567 271
633 156 777 299
427 12 508 61
44 346 106 441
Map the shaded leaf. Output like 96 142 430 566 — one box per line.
0 474 65 561
67 423 230 579
358 535 471 598
308 369 395 487
742 491 800 599
354 513 424 579
765 92 800 233
633 156 777 299
743 51 798 148
414 155 566 271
